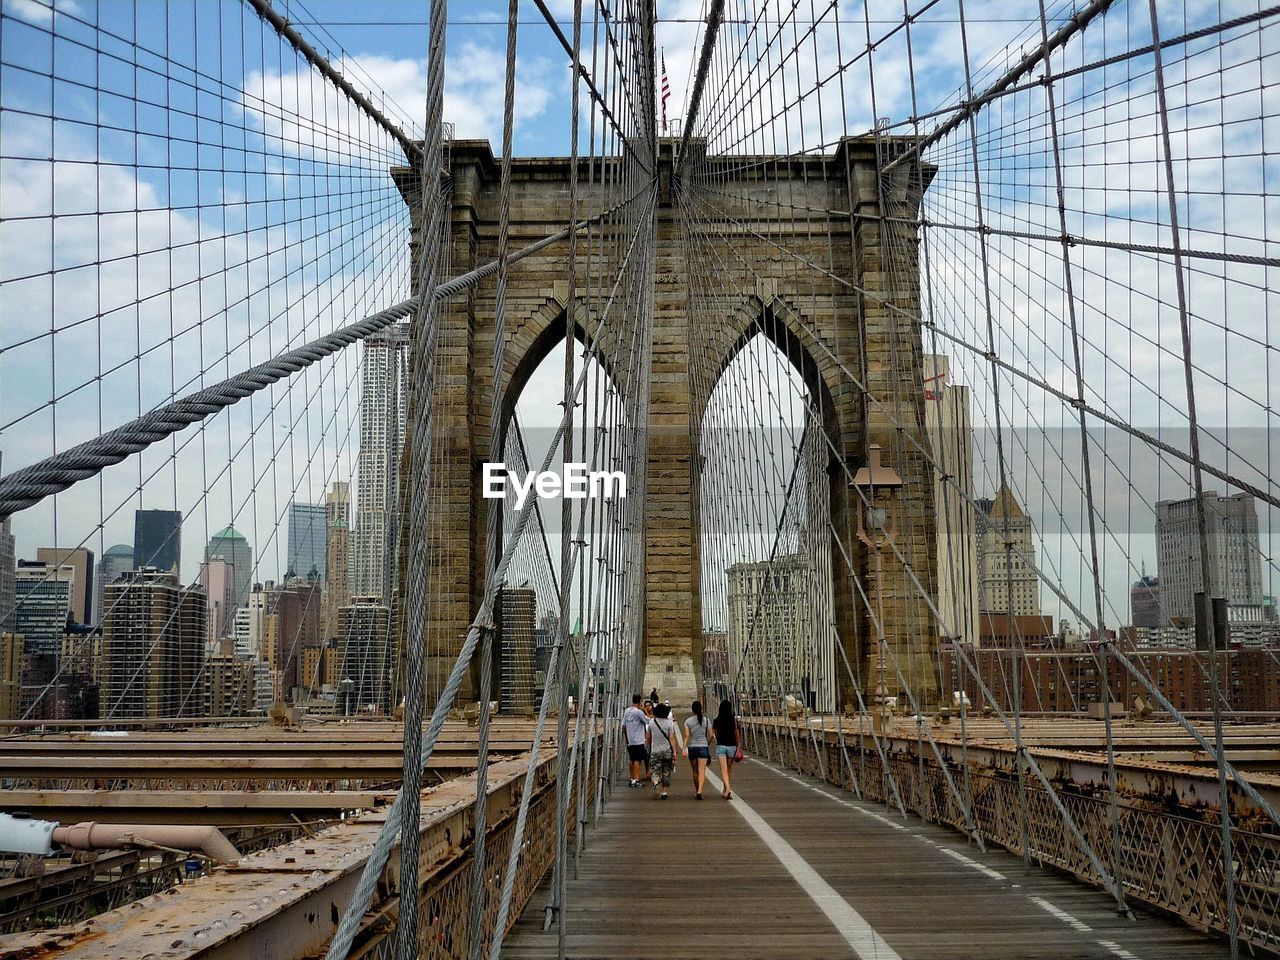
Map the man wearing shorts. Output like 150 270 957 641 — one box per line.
622 693 649 786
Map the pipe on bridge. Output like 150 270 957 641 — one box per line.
0 811 241 864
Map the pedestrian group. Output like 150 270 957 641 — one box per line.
622 693 743 800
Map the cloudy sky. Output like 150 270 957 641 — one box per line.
2 0 1278 638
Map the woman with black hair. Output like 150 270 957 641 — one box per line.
712 698 740 799
683 700 712 799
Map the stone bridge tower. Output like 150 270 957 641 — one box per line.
393 136 939 712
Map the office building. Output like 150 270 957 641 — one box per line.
0 454 14 632
324 481 351 635
204 654 258 717
133 509 182 575
0 632 21 722
13 560 75 655
101 569 205 719
205 526 253 619
199 558 237 646
266 573 321 698
726 553 835 712
975 484 1041 619
499 584 537 713
1156 491 1265 626
923 355 979 646
336 596 392 715
95 544 134 627
286 501 327 581
233 584 270 660
1131 573 1161 628
35 547 95 625
352 323 409 603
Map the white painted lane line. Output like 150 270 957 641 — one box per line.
753 757 908 831
936 845 1006 881
746 759 1148 960
1029 896 1092 933
1097 939 1143 959
704 769 903 960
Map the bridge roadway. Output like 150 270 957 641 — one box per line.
505 756 1230 960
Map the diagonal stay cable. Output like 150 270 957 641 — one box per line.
323 185 657 960
0 194 646 521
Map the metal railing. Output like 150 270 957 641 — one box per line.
743 719 1280 955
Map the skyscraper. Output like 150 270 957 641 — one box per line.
100 569 205 719
0 507 13 636
499 584 537 713
133 509 182 575
1131 573 1161 628
13 560 75 655
286 501 327 580
975 484 1041 620
204 526 253 618
336 596 393 715
923 355 979 646
35 547 95 625
199 558 236 645
353 323 409 603
324 481 351 636
725 553 835 712
95 544 134 627
1156 491 1264 626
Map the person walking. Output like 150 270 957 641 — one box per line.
712 699 741 799
623 694 649 787
683 700 712 799
645 702 680 799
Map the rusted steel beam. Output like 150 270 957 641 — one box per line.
0 747 588 959
0 790 390 826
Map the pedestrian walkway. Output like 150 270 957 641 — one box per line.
503 756 1231 959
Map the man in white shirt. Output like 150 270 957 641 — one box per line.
622 693 649 786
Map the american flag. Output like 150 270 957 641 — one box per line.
660 51 671 133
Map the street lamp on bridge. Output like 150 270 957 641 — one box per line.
851 444 903 729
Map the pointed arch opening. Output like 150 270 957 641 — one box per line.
698 329 839 713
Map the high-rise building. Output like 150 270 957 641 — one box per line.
0 453 14 633
95 544 134 627
726 553 835 712
35 547 95 625
233 584 270 660
133 509 182 575
1131 573 1161 628
286 502 327 581
203 654 258 717
324 481 351 635
13 560 75 655
975 484 1041 620
265 573 321 698
352 323 409 603
336 596 392 715
101 569 205 719
204 526 253 618
499 584 537 713
923 355 979 646
1156 491 1265 626
0 632 21 722
199 558 237 646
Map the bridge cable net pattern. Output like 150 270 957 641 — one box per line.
679 0 1280 957
0 0 1279 957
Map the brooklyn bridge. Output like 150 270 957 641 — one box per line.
0 0 1278 957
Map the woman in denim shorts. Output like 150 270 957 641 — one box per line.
683 700 712 799
712 699 740 799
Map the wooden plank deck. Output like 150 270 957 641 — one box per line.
503 755 1233 959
